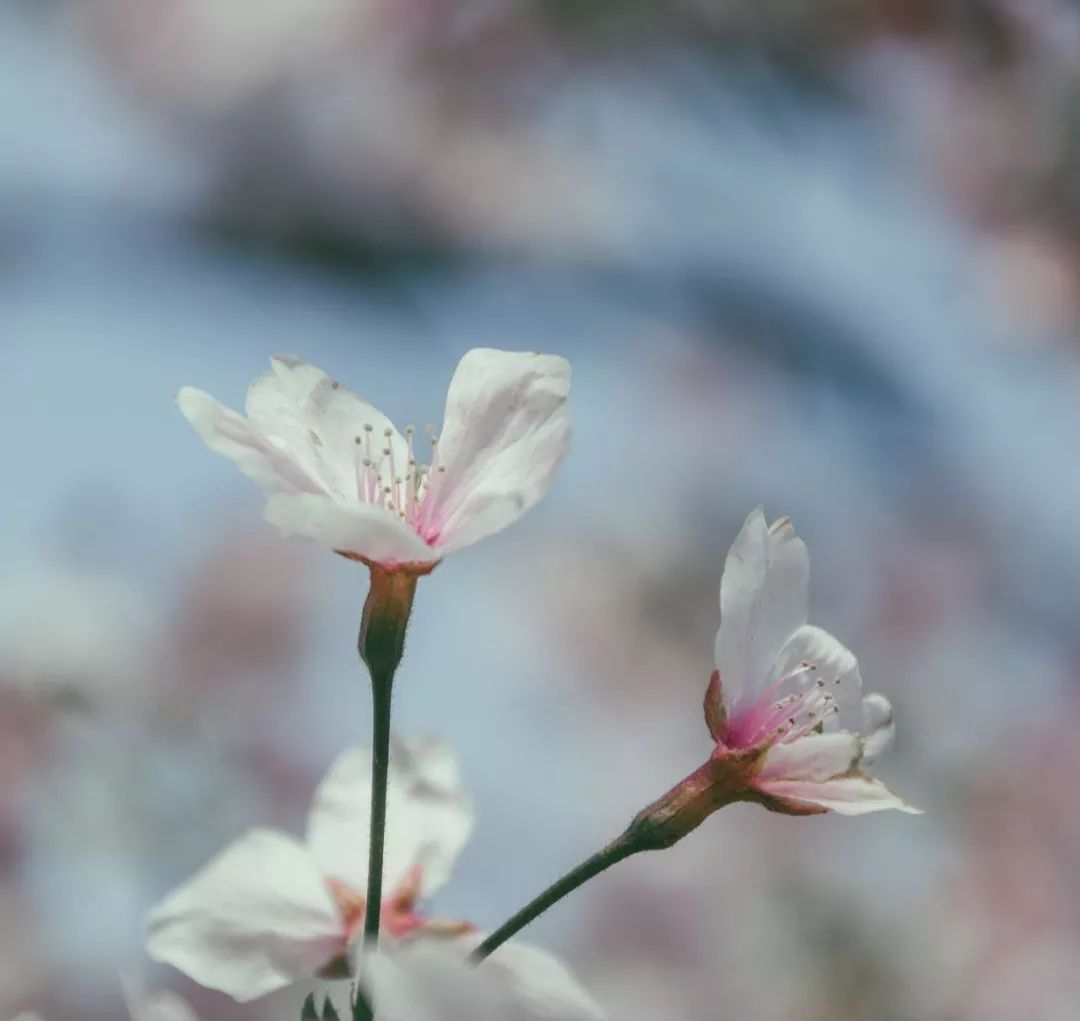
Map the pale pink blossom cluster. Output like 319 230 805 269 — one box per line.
81 0 617 256
152 348 916 1018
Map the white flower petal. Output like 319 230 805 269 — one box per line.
759 775 922 815
361 941 606 1021
306 737 474 899
419 349 571 556
361 945 503 1021
773 624 864 730
860 693 896 765
264 493 436 567
458 937 607 1021
177 387 325 496
756 731 860 783
714 510 809 717
245 356 410 499
146 829 343 1002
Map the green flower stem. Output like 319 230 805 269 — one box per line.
362 673 394 948
355 565 419 1021
352 989 373 1021
469 836 641 962
472 757 747 963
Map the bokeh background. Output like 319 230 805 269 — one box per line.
5 1 1080 1018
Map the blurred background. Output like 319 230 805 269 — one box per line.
4 0 1080 1018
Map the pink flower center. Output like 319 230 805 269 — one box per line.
724 661 842 749
326 866 427 940
352 424 445 541
325 864 472 944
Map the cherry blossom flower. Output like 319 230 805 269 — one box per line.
146 737 602 1017
177 350 571 572
631 510 917 852
704 508 918 816
147 736 472 1000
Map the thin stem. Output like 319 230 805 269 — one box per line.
470 835 642 962
471 758 747 965
353 566 419 1021
362 675 393 946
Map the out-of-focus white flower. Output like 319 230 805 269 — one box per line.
147 736 472 1000
361 940 605 1021
178 350 571 572
704 508 917 816
147 736 601 1016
